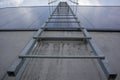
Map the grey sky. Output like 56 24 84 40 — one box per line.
0 0 120 8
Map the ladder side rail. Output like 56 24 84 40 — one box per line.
66 2 117 80
7 29 44 76
16 3 74 80
7 2 61 77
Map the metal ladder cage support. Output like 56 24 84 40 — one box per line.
48 0 59 15
7 2 117 80
68 0 79 14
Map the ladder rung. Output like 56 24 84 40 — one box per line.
49 17 77 19
19 55 105 59
52 15 75 16
41 27 84 31
33 36 92 41
58 6 68 7
46 21 80 23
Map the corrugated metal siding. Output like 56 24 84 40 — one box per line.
0 6 120 31
0 7 50 30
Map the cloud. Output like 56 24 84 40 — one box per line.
78 0 100 6
11 0 23 5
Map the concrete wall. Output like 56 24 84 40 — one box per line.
90 32 120 80
0 31 35 80
0 31 120 80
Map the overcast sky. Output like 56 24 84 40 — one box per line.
0 0 120 8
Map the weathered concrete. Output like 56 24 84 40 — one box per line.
0 31 120 80
41 31 84 37
0 31 35 80
90 32 120 80
19 40 106 80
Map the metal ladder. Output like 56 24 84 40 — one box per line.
7 2 117 80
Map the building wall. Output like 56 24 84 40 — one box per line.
0 31 120 80
0 31 35 80
90 32 120 80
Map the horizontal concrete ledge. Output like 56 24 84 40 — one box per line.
0 29 120 32
19 55 105 59
33 36 92 41
0 29 38 31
